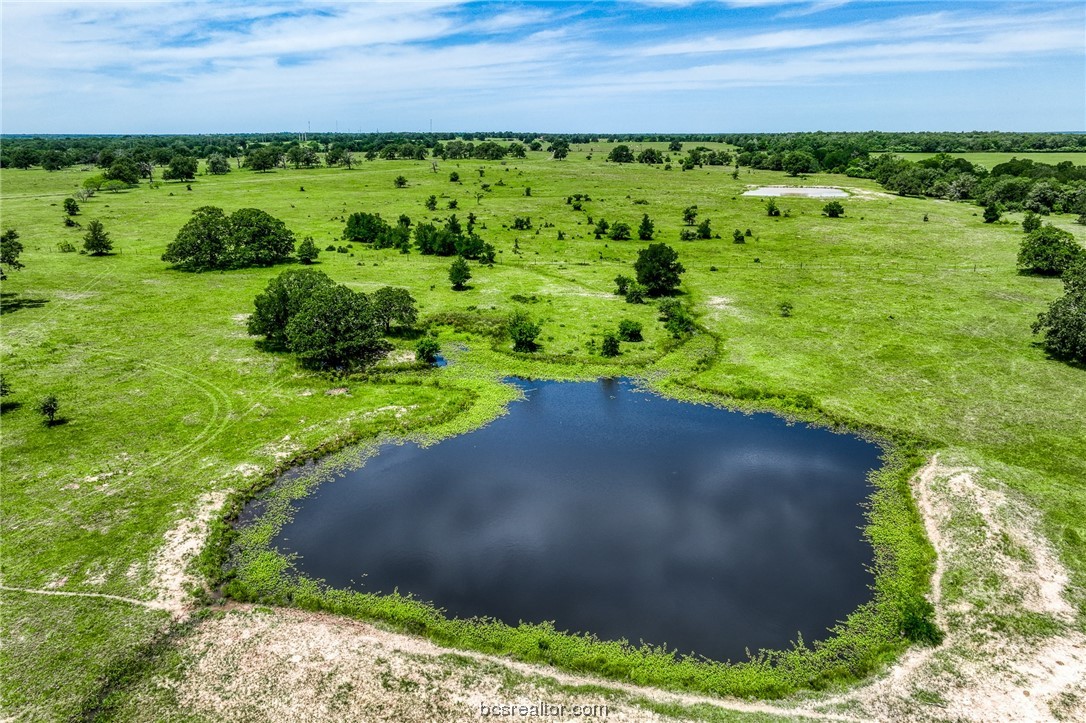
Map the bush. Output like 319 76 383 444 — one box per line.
415 337 441 365
63 198 79 216
601 333 620 357
1018 224 1083 276
624 282 646 304
394 175 408 188
449 171 459 182
38 395 60 426
779 301 794 317
1022 211 1042 234
296 237 319 264
766 199 781 217
732 229 745 244
696 219 712 239
613 275 632 296
823 201 845 218
57 241 76 253
608 222 631 241
617 320 643 342
983 203 1002 223
508 310 541 352
449 256 472 290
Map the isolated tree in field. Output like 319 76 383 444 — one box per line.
607 145 634 163
207 154 231 175
668 140 683 152
425 195 438 211
449 257 472 290
416 336 440 365
634 243 685 296
550 139 570 160
1 229 24 280
163 156 198 181
983 203 1002 223
508 310 541 352
766 199 781 217
285 285 390 370
296 236 319 264
394 175 408 188
82 220 113 255
63 198 80 216
638 214 655 241
162 206 231 271
682 205 698 225
609 222 632 241
617 319 643 342
696 218 712 239
372 286 418 333
1018 224 1083 276
38 395 59 426
228 208 295 267
449 171 460 182
823 201 845 218
1032 259 1086 363
248 268 335 345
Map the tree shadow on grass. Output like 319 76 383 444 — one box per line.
1 292 49 315
1 401 22 414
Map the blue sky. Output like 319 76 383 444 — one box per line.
1 0 1083 133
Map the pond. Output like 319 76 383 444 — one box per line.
271 379 881 663
742 186 849 198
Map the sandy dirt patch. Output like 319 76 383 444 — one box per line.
805 456 1086 722
149 491 226 617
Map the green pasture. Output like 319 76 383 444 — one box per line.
1 146 1084 719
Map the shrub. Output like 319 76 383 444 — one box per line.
394 175 408 188
1022 211 1042 234
508 310 541 352
823 201 845 218
449 257 472 290
296 236 319 264
601 333 620 357
983 203 1002 223
766 199 781 217
608 222 631 241
415 337 441 365
38 395 60 426
63 198 79 216
624 282 646 304
617 320 643 342
614 275 632 296
57 241 76 253
449 171 459 182
733 229 745 244
779 301 794 317
696 219 712 239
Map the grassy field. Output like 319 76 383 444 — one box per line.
2 144 1084 719
883 151 1086 168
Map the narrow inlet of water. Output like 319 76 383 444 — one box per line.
268 378 880 662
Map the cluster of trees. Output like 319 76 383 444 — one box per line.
848 154 1086 216
343 212 412 252
162 207 297 271
414 215 495 262
1032 259 1086 364
248 269 423 370
6 131 1084 172
591 215 653 241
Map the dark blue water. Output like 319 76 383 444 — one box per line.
273 379 880 662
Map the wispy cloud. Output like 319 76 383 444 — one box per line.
0 1 1082 133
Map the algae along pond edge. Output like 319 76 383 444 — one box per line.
230 378 889 668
